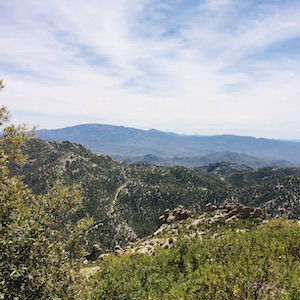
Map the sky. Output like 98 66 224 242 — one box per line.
0 0 300 139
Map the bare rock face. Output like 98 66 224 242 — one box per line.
85 244 103 261
158 205 193 227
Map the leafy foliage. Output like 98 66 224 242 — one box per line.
85 219 300 299
0 88 92 299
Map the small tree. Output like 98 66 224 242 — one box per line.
0 81 92 299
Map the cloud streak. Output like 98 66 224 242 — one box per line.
0 0 299 139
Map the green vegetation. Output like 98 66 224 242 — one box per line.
13 138 227 248
9 136 300 249
0 84 92 299
1 81 300 299
85 218 300 299
226 166 300 188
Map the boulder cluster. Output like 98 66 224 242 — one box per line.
158 202 266 228
86 203 267 260
206 202 266 219
158 205 194 227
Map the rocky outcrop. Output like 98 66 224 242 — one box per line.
158 205 193 227
220 202 266 219
120 202 271 256
158 202 266 229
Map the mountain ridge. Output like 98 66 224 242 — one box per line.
36 123 300 164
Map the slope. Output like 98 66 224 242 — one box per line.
11 138 300 250
12 138 224 249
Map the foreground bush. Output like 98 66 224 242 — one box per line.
0 85 92 299
86 219 300 299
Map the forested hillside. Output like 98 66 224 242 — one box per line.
11 138 300 250
12 139 224 249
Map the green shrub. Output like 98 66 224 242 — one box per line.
85 220 300 299
0 102 92 299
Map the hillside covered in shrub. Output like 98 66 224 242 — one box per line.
11 138 300 250
83 210 300 299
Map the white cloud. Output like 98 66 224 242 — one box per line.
0 0 300 139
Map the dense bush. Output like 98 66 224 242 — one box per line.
0 85 92 299
85 219 300 299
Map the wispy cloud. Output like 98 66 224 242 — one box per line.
0 0 299 139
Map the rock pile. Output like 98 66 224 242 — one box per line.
117 202 269 256
158 203 266 230
158 205 193 227
219 202 266 219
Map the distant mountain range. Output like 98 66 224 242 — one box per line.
36 124 300 166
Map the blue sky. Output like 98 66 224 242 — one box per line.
0 0 300 139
